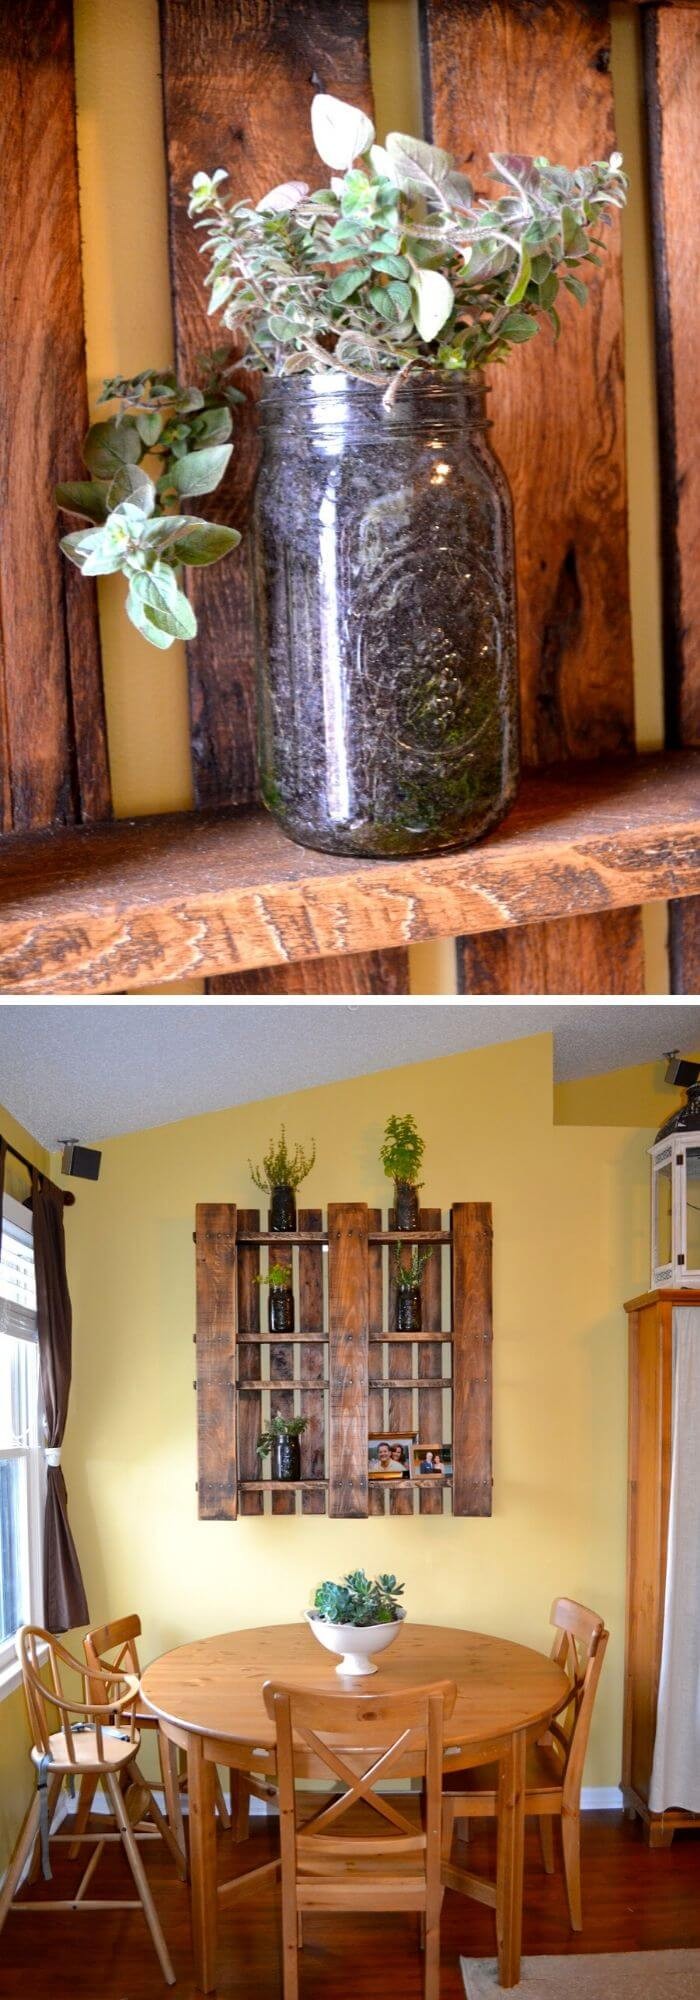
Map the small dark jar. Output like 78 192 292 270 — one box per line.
397 1285 422 1334
268 1285 295 1334
272 1433 301 1482
253 371 518 858
395 1181 420 1233
270 1185 296 1232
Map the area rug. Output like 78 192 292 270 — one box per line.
460 1952 700 1998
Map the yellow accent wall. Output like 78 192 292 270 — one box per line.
71 1 667 993
555 1054 700 1129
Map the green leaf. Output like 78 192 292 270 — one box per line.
55 481 109 525
499 311 538 344
164 444 232 498
125 584 176 649
310 94 375 172
59 530 92 570
126 562 197 643
329 267 367 302
385 131 455 201
505 242 532 307
82 418 142 479
190 404 233 446
62 520 131 575
106 464 156 513
135 411 163 447
371 253 410 279
169 522 242 566
563 273 588 306
410 267 454 342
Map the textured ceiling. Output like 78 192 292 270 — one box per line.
0 1001 697 1148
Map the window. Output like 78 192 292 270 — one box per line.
0 1193 43 1686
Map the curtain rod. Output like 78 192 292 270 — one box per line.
2 1135 76 1206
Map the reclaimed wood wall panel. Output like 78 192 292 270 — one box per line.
368 1207 385 1518
158 0 374 812
643 6 700 995
422 0 643 995
328 1202 369 1518
0 0 110 836
387 1210 415 1517
459 907 645 994
207 948 410 994
417 1208 444 1517
237 1207 263 1515
298 1209 326 1515
267 1205 295 1516
451 1203 493 1518
195 1201 237 1519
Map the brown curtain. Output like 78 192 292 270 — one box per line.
32 1169 89 1632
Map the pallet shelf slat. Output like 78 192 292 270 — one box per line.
0 754 696 993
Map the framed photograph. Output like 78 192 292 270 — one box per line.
368 1434 414 1480
411 1443 452 1480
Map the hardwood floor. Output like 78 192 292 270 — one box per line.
1 1811 698 1998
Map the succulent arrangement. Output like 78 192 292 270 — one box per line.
311 1570 405 1627
380 1114 425 1189
56 362 242 647
395 1245 433 1289
256 1412 308 1460
191 92 628 402
249 1128 316 1194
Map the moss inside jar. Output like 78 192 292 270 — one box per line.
257 1413 308 1484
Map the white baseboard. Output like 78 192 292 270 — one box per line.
581 1787 623 1810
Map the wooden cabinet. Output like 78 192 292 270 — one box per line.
194 1200 492 1521
622 1289 700 1847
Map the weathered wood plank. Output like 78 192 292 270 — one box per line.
298 1207 326 1516
421 0 641 994
195 1202 237 1519
237 1207 263 1515
328 1203 368 1518
452 1203 493 1518
0 0 110 835
643 7 700 994
207 950 410 994
417 1208 444 1516
459 907 645 994
0 753 693 993
368 1206 386 1519
266 1204 295 1516
387 1209 414 1518
158 0 374 811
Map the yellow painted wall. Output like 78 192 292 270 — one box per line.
0 1113 50 1874
555 1053 700 1129
71 0 667 994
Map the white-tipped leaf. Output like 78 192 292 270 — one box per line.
311 94 375 172
257 180 309 214
410 267 454 342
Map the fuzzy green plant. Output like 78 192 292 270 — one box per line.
56 361 242 648
254 1263 293 1289
394 1244 433 1289
311 1570 405 1627
380 1114 425 1187
249 1126 316 1194
257 1412 308 1458
190 93 627 403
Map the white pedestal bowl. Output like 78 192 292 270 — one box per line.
304 1607 405 1677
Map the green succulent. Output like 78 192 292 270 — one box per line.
311 1570 405 1627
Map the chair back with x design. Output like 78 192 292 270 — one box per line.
545 1598 608 1811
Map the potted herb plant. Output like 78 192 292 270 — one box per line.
305 1570 405 1677
250 1126 316 1232
191 97 627 858
56 363 242 647
394 1245 433 1333
255 1262 295 1333
257 1411 309 1482
380 1114 425 1232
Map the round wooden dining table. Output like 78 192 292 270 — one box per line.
141 1623 569 1993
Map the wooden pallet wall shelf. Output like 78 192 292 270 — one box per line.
194 1200 493 1521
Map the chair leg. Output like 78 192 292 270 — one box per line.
68 1771 99 1861
0 1794 42 1933
158 1733 188 1879
128 1757 187 1879
539 1815 555 1874
561 1808 582 1931
441 1797 455 1862
229 1772 250 1843
424 1918 440 2000
105 1772 176 1985
280 1877 300 2000
214 1769 231 1831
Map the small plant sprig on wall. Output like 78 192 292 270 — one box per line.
56 362 242 648
395 1245 433 1289
257 1410 308 1483
190 93 628 399
311 1571 405 1627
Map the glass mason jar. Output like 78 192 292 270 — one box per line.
396 1285 423 1334
270 1185 296 1232
268 1285 295 1334
252 370 518 858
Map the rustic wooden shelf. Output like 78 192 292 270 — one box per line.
370 1232 453 1245
1 754 697 992
237 1232 327 1245
239 1479 329 1491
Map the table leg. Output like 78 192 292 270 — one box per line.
159 1727 188 1878
496 1728 526 1988
187 1735 218 1993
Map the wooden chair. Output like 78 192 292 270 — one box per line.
79 1613 237 1872
0 1625 175 1984
442 1598 608 1931
264 1676 457 2000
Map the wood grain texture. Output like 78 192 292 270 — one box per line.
266 1203 295 1518
643 8 700 995
459 907 645 993
0 0 110 834
0 754 694 993
206 949 410 994
236 1207 263 1516
451 1204 493 1518
368 1207 385 1519
422 0 641 995
195 1202 237 1520
328 1203 369 1519
298 1207 326 1516
158 0 374 811
387 1209 415 1519
417 1209 444 1517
